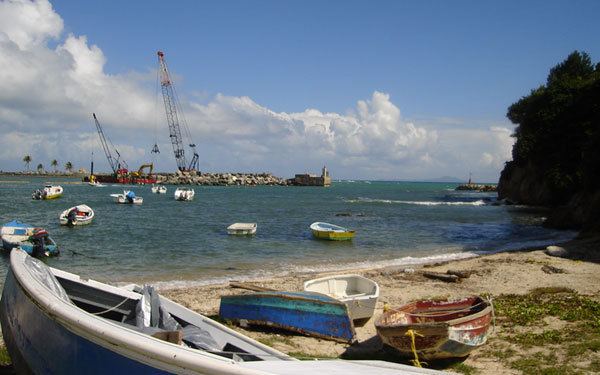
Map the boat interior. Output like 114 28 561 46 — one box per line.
395 297 487 324
306 277 375 300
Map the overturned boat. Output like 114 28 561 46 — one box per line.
59 204 95 226
0 250 437 374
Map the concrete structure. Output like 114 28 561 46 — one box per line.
289 166 331 187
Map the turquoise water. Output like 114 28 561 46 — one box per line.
0 176 575 288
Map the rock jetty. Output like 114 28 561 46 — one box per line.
455 183 497 192
156 172 288 186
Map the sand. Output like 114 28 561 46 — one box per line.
161 237 600 374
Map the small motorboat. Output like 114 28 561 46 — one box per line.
32 185 63 200
303 274 379 321
59 204 95 226
151 185 167 194
219 291 356 343
310 222 355 241
0 249 433 374
227 223 257 235
1 221 58 257
375 296 493 360
174 187 195 201
111 191 143 204
88 181 106 187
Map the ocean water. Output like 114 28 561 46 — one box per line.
0 176 576 289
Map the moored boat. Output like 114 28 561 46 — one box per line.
111 191 143 204
0 249 434 374
151 185 167 194
303 274 379 321
174 187 195 201
59 204 95 226
375 296 493 360
227 223 257 235
32 185 63 200
310 222 355 241
1 221 58 257
219 291 356 343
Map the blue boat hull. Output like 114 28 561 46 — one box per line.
219 291 355 343
0 270 170 374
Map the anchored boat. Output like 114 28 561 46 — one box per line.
174 187 195 201
0 249 435 374
59 205 95 226
111 191 143 204
1 221 58 257
227 223 257 235
32 185 63 200
310 222 355 241
151 185 167 194
375 296 493 359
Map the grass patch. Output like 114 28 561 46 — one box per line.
0 346 10 366
448 362 478 374
513 329 564 348
257 335 296 348
288 351 337 360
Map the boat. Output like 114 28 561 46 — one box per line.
32 185 63 200
111 191 143 204
174 187 195 201
1 221 58 257
59 204 95 226
375 296 493 360
0 250 438 375
227 223 257 235
88 181 106 187
219 291 356 343
151 185 167 194
309 222 355 241
303 274 379 321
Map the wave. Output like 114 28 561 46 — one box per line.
344 197 487 206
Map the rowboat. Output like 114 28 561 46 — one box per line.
310 222 355 240
0 250 436 374
375 296 493 359
174 187 195 201
32 185 63 200
219 291 356 343
303 274 379 321
1 221 58 257
151 185 167 194
227 223 257 235
59 204 95 226
111 191 143 204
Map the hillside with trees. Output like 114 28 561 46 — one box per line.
498 51 600 232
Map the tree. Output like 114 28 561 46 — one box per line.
36 164 44 173
51 159 58 173
22 155 31 171
65 161 73 173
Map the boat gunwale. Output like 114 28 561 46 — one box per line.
303 274 380 301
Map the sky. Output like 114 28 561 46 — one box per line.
0 0 599 181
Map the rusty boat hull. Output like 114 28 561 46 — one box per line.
375 296 492 359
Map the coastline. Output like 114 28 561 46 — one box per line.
160 236 600 374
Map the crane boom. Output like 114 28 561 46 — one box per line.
157 51 199 172
92 113 127 174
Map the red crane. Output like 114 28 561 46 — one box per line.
157 51 199 172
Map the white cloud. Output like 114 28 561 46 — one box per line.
0 0 514 181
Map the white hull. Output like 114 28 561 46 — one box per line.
59 205 95 226
174 188 195 201
227 223 257 235
303 274 379 321
111 191 143 205
151 185 167 194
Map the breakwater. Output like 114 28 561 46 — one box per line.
156 172 289 186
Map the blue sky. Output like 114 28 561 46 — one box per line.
1 0 599 180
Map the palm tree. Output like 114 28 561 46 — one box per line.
65 161 73 173
51 159 58 173
22 155 32 172
36 164 44 173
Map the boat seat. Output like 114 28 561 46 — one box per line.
181 324 221 352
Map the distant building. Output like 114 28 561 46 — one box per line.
288 166 331 187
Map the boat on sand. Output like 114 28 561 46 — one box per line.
310 222 355 240
0 249 435 374
303 274 379 321
375 296 493 360
59 204 95 226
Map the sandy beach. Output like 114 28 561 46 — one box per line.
162 237 600 374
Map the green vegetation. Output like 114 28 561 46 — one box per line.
22 154 31 171
0 345 11 366
448 362 478 374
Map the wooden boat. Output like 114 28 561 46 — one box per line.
174 187 195 201
375 296 493 359
303 274 379 321
111 191 143 204
1 221 58 257
219 291 356 343
227 223 257 235
151 185 167 194
32 185 63 200
310 222 355 241
59 204 95 226
0 250 434 375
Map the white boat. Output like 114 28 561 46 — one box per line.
88 181 106 187
32 185 63 200
310 222 355 241
174 187 195 201
1 221 59 257
110 191 143 205
303 274 380 321
151 185 167 194
0 249 439 374
59 204 95 226
227 223 257 235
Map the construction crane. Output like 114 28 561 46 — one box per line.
157 51 199 172
92 113 128 174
